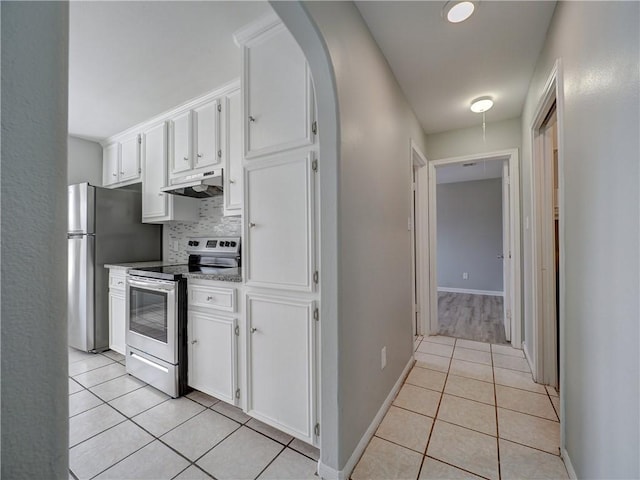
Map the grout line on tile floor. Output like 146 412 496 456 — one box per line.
424 454 492 480
491 343 502 480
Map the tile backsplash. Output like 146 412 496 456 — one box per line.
164 196 241 263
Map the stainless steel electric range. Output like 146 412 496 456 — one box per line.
125 236 241 397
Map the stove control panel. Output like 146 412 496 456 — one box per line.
186 236 241 256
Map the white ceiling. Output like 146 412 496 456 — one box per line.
356 1 556 134
436 157 505 184
69 1 271 142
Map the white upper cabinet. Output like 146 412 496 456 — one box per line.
170 110 193 177
235 15 314 159
245 152 315 292
119 133 141 182
102 143 119 186
193 99 220 170
223 89 242 216
102 135 141 187
142 121 198 224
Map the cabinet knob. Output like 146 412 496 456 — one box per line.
191 339 198 345
183 156 188 161
248 115 256 123
120 171 125 175
250 327 258 334
112 173 117 177
158 193 164 197
229 179 235 184
206 296 214 301
197 153 203 158
249 222 256 228
117 281 123 285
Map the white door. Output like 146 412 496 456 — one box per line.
245 153 314 291
142 123 168 220
193 99 220 170
502 161 512 341
119 134 140 182
171 111 192 177
188 311 237 405
245 24 312 158
224 89 243 215
109 291 126 355
246 294 315 443
102 143 119 186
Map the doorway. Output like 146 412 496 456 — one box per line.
531 60 564 389
428 149 522 348
410 140 429 338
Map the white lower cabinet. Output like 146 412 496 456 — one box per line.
245 293 316 444
188 311 237 405
108 270 127 355
188 281 239 406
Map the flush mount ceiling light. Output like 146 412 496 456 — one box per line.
442 1 476 23
470 96 494 113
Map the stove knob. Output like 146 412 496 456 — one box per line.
188 241 193 246
223 241 229 247
193 241 199 247
230 241 236 247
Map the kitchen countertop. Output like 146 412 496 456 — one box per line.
104 261 178 271
184 268 242 283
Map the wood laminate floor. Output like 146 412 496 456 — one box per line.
438 292 508 345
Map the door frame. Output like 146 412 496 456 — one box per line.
410 140 429 336
529 59 565 391
427 149 522 348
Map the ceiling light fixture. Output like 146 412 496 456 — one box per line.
470 96 494 113
442 1 476 24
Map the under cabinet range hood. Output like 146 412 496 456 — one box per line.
161 170 223 198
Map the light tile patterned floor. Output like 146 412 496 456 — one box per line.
352 335 568 480
68 348 319 480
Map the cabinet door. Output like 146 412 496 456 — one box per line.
142 123 169 220
246 294 315 443
245 153 314 291
188 311 237 405
193 99 220 170
109 291 126 355
171 111 192 177
223 89 242 215
102 143 119 186
245 24 312 158
119 134 141 182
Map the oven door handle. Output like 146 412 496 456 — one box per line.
127 277 176 293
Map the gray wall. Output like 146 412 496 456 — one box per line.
425 117 521 160
1 2 69 477
520 2 639 477
437 179 503 292
302 1 428 471
68 135 103 186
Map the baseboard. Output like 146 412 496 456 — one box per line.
317 356 415 480
522 341 536 379
437 287 504 296
562 448 577 479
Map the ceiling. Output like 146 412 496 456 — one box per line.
356 1 556 134
69 1 271 142
436 157 505 184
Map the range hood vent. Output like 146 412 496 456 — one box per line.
161 170 223 199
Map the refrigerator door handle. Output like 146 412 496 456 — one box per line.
68 235 95 351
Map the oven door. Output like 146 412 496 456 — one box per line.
126 276 178 364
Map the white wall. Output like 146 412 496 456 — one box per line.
437 179 503 292
425 117 521 160
302 2 428 472
68 135 103 186
520 2 639 477
1 2 69 477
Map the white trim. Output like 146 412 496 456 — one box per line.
232 12 281 47
521 341 536 379
410 140 429 336
317 356 415 480
428 149 522 348
562 448 578 479
437 287 503 297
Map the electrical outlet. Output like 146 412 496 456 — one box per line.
463 272 469 280
381 347 387 370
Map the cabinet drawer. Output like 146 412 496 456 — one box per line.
109 273 127 290
189 285 236 312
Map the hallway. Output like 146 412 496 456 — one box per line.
351 336 566 479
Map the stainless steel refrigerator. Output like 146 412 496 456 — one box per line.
68 183 162 352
